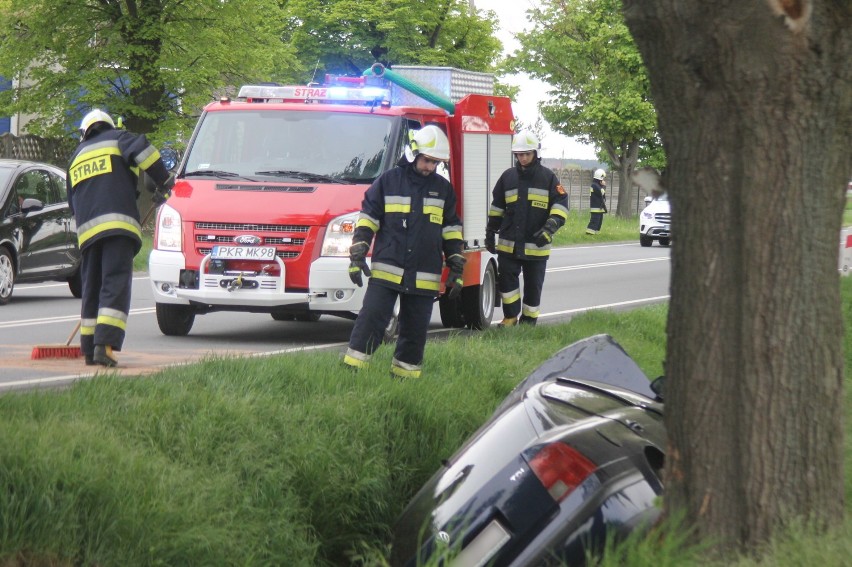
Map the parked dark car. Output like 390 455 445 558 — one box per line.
391 334 666 567
0 158 81 304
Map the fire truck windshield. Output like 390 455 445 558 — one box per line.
183 109 396 183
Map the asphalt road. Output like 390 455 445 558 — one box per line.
0 241 670 391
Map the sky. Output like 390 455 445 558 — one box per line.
473 0 598 160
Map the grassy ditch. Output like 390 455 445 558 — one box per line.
2 276 852 566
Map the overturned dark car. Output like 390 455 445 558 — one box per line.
391 335 666 567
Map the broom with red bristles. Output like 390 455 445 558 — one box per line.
31 320 82 359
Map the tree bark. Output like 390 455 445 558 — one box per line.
622 0 851 556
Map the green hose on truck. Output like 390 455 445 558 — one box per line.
364 63 456 114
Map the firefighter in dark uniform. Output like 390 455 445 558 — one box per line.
485 130 568 327
67 109 173 367
585 168 607 234
343 124 465 379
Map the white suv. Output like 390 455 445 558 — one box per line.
639 192 671 247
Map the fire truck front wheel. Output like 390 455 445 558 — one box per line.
156 303 196 336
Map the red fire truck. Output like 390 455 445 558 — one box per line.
148 65 515 336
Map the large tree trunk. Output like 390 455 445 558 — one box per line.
622 0 851 556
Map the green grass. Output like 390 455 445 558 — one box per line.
2 277 852 566
844 193 852 227
552 210 638 246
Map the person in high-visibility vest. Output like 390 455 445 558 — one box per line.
343 125 465 379
485 130 569 327
586 168 607 235
67 109 173 367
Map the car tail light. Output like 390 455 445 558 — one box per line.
529 442 596 502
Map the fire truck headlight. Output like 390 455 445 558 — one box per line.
156 204 183 252
321 212 359 257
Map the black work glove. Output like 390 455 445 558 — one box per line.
348 241 372 287
152 174 175 206
444 254 466 300
532 218 559 247
484 229 496 254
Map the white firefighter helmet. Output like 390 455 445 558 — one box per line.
407 124 450 163
79 109 115 140
511 130 540 154
593 168 607 181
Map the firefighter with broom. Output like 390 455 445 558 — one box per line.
66 109 173 367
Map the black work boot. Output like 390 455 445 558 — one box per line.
519 315 538 326
93 345 118 367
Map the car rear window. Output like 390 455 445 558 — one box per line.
540 381 630 418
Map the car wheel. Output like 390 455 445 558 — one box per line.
439 294 466 328
294 312 321 322
659 238 671 247
67 268 83 298
156 302 196 336
639 234 653 247
462 261 496 330
0 248 14 305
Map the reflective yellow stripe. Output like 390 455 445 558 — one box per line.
442 230 462 240
525 248 550 257
372 270 403 284
356 218 379 231
501 291 521 304
343 354 369 368
416 279 441 291
79 219 142 248
96 314 127 330
522 304 540 318
136 145 161 170
385 203 411 213
391 358 422 378
551 204 569 219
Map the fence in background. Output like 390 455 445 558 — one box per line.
0 132 75 168
553 168 649 216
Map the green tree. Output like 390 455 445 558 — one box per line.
0 0 503 145
508 0 660 216
280 0 503 78
0 0 297 144
623 0 851 558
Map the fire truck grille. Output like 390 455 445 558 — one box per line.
195 222 309 232
194 222 309 260
195 235 306 246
